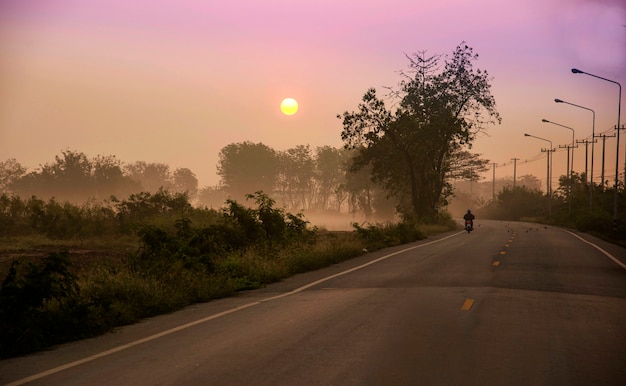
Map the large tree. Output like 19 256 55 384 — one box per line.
339 43 500 221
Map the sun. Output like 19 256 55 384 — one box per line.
280 98 299 115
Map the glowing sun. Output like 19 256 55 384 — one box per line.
280 98 299 115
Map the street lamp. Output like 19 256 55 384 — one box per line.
542 119 575 177
542 119 576 214
572 68 622 233
525 133 554 215
555 98 595 209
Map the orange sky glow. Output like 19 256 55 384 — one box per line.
0 0 624 191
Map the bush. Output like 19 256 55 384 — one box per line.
352 220 426 250
0 250 91 357
574 208 613 233
479 186 547 220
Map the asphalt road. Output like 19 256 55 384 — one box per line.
1 220 625 386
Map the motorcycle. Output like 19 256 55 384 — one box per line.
465 219 473 233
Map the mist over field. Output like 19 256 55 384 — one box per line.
0 144 546 233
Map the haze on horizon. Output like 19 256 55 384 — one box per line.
0 0 625 193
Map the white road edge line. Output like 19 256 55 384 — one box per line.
5 231 464 386
563 230 626 270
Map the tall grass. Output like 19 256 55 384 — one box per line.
0 193 456 358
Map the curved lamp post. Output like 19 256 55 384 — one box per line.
542 119 575 176
525 133 554 215
555 98 595 209
542 119 575 214
572 68 622 233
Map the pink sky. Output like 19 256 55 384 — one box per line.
1 0 625 192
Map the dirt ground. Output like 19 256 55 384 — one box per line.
0 246 132 279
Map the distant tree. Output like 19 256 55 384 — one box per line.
342 162 376 219
124 161 172 193
172 168 198 198
11 150 94 202
480 185 546 220
313 146 351 212
518 174 542 191
339 43 500 221
0 158 27 193
49 150 94 201
196 185 226 209
92 154 139 200
276 145 315 211
217 141 279 203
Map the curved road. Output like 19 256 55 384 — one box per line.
1 220 625 385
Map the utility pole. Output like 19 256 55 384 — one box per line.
541 147 554 215
599 134 616 188
619 124 626 187
492 163 497 200
577 138 597 209
576 139 594 183
559 144 576 214
511 158 519 188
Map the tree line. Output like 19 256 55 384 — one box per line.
0 145 399 222
1 42 499 224
0 152 198 204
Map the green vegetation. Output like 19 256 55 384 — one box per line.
477 173 626 244
0 190 448 358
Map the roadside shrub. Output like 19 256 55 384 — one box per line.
352 220 426 250
574 208 613 233
131 192 315 278
0 250 91 358
479 186 546 220
115 189 194 234
0 194 122 239
280 233 363 274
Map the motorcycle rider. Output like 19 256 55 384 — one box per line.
463 209 475 230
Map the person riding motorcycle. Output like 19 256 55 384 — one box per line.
463 209 475 230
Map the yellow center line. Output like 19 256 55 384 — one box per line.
460 298 475 311
492 261 500 267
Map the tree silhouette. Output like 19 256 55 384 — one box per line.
217 141 278 203
276 145 315 211
172 168 198 198
0 158 27 193
124 161 172 193
313 146 351 212
339 43 500 221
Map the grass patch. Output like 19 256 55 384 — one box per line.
0 214 456 359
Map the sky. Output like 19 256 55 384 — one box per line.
1 0 625 193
